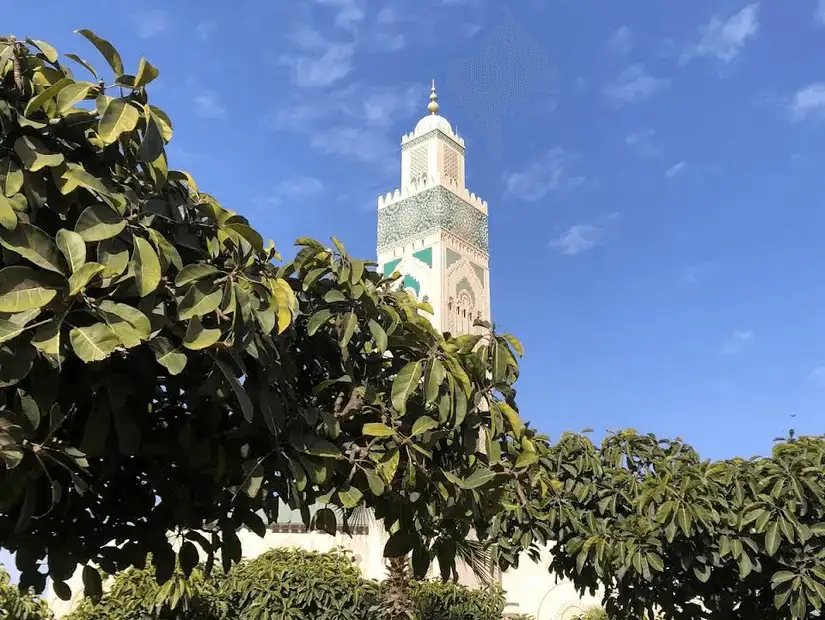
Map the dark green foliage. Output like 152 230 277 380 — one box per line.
0 566 52 620
490 431 825 620
63 548 506 620
408 579 505 620
0 31 527 601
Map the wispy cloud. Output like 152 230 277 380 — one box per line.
817 0 825 25
681 4 759 64
789 83 825 121
607 26 632 55
720 330 754 355
194 20 216 41
604 64 668 104
134 9 168 39
268 177 325 208
503 148 585 202
811 366 825 386
315 0 366 31
272 82 420 165
280 43 355 88
193 92 226 118
665 161 686 178
550 214 619 256
625 129 659 156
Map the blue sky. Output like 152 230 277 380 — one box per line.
4 0 825 477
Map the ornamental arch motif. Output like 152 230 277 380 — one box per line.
446 257 486 335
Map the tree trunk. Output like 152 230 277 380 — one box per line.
382 556 414 620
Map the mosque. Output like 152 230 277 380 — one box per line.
48 84 599 620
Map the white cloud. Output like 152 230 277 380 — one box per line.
195 20 216 41
315 0 365 31
193 92 226 118
371 32 406 52
665 161 686 178
789 83 825 121
503 148 585 202
549 214 618 256
280 43 355 88
681 4 759 64
720 330 754 355
817 0 825 25
288 25 331 51
604 64 668 104
625 129 658 156
272 83 420 164
268 177 325 207
134 9 168 39
811 366 825 385
275 177 324 197
607 26 632 55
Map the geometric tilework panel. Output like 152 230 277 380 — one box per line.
377 186 489 254
445 248 461 267
382 258 401 276
413 247 433 267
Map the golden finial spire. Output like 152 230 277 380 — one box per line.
427 79 439 115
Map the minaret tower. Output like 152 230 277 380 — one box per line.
377 82 490 335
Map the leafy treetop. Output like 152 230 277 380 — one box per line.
0 30 530 601
63 548 508 620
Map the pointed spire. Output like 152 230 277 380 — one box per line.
427 79 439 115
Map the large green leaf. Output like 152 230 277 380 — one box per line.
0 157 24 197
0 266 59 312
24 77 73 117
68 262 104 295
307 309 333 336
183 317 221 350
177 281 222 321
462 468 496 490
411 415 439 437
26 38 59 63
98 98 140 144
132 237 161 297
75 29 124 76
174 263 219 287
423 358 445 404
339 311 358 347
216 360 254 422
55 229 87 273
338 486 363 509
13 136 64 171
368 319 387 353
149 337 187 375
363 422 396 437
0 195 16 231
69 323 121 362
391 360 422 416
61 164 115 199
56 81 93 115
74 204 125 242
0 309 41 345
0 222 66 274
98 301 151 339
134 57 159 88
31 319 61 356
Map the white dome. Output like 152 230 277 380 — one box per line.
414 114 453 135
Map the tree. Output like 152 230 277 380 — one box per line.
0 31 529 611
489 430 825 620
1 566 52 620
